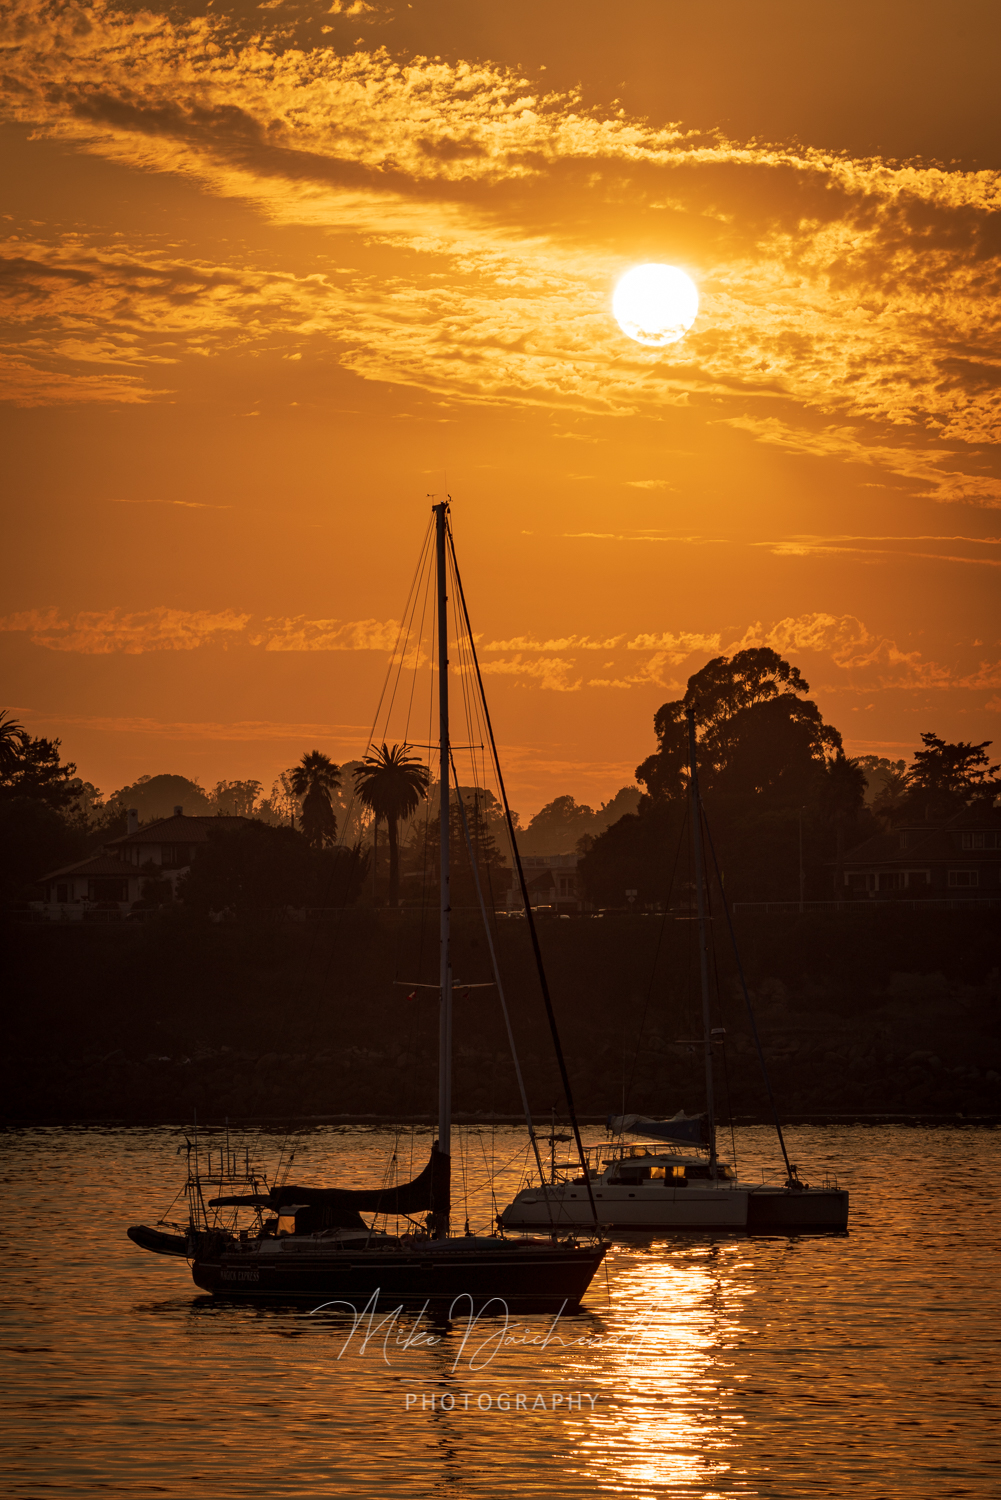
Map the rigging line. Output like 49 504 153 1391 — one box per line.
363 517 434 758
699 797 794 1182
449 745 554 1227
381 524 435 746
446 523 599 1231
624 803 690 1107
701 817 738 1175
403 539 437 747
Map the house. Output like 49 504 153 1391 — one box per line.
840 803 1001 898
511 852 580 912
38 805 254 916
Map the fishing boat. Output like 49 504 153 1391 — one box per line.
499 707 849 1235
127 501 607 1311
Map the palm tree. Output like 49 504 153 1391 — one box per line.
290 750 341 849
353 743 429 907
0 711 25 778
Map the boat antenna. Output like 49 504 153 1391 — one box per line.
446 521 599 1228
685 705 718 1181
433 499 452 1238
699 808 797 1185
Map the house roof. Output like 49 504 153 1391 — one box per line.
106 814 253 847
843 804 1001 869
40 854 141 881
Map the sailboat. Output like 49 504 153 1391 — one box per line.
127 501 607 1311
499 707 850 1235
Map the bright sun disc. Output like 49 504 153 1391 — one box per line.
613 263 699 347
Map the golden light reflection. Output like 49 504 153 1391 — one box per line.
572 1246 745 1494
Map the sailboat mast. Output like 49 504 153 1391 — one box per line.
686 706 718 1179
434 502 453 1187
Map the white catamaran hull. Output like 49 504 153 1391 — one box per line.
500 1184 750 1231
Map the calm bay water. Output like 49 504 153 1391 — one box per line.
1 1123 998 1498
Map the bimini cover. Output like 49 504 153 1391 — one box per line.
607 1111 710 1147
209 1144 451 1230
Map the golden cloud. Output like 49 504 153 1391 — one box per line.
0 606 251 652
252 617 403 651
0 0 998 503
478 655 582 691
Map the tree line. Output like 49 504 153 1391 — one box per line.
3 656 996 915
577 647 999 906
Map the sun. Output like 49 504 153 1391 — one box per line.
613 264 699 347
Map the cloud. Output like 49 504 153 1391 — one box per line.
252 616 403 651
0 607 404 654
626 630 721 661
723 417 1001 508
0 606 251 653
0 0 999 503
478 656 582 691
482 633 624 651
624 479 673 490
109 497 232 509
36 714 373 742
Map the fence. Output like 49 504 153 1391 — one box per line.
731 898 1001 915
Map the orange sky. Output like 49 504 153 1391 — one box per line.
2 0 1000 816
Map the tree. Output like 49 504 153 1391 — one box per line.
407 792 510 907
0 711 25 776
290 750 341 850
581 648 848 905
906 733 999 817
103 774 210 821
518 794 597 854
209 779 263 816
636 647 840 805
0 722 79 809
353 743 429 906
821 750 868 890
179 820 365 920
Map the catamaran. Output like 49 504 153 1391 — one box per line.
499 708 849 1235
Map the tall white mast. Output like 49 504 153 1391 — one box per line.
686 706 718 1179
434 502 452 1225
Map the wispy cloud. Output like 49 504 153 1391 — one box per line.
0 0 999 507
723 417 1001 508
0 607 251 653
251 617 402 652
478 656 582 691
483 633 624 651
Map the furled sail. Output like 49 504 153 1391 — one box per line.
607 1111 710 1147
209 1145 451 1230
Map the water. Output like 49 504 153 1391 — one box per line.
2 1124 998 1497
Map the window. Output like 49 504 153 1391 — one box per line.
878 872 905 891
962 832 997 851
948 870 979 888
56 883 68 903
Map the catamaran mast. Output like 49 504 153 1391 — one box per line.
686 705 718 1179
434 500 452 1233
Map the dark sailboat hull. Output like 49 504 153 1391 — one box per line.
191 1238 607 1313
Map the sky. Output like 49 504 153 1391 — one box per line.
2 0 1000 816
